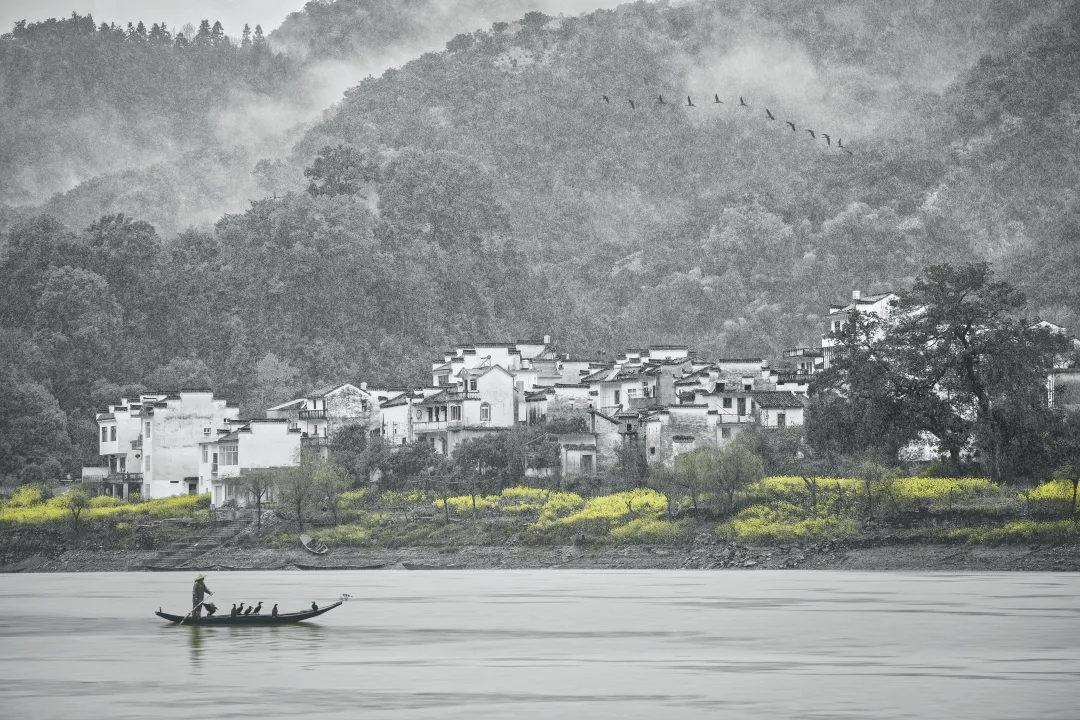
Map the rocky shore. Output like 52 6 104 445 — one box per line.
5 537 1079 573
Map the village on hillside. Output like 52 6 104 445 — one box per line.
82 289 1080 505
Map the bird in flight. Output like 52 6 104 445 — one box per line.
739 96 749 107
658 94 666 105
713 94 723 104
837 137 845 148
602 95 610 104
805 129 816 139
785 121 796 131
765 108 775 120
686 95 695 107
628 99 635 109
822 133 831 145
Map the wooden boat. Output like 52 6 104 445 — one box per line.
156 600 343 625
300 534 329 555
402 562 462 570
294 563 385 570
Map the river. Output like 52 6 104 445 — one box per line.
1 570 1078 719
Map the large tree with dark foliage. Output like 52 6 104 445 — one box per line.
808 263 1070 481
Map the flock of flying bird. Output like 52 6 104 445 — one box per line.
600 92 854 154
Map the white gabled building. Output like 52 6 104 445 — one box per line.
198 418 302 508
93 390 239 499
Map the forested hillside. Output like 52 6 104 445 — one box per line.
1 0 1077 482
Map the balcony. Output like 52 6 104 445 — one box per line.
298 409 327 420
444 390 480 402
301 436 331 447
413 420 448 433
130 435 143 450
106 472 143 483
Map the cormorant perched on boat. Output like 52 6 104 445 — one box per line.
765 108 775 120
272 604 279 618
252 602 262 615
312 601 319 612
602 95 610 103
822 133 831 145
713 93 722 104
785 121 796 131
230 603 238 617
739 96 748 107
686 95 695 107
231 603 241 617
805 128 816 139
244 605 254 616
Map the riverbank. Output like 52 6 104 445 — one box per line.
4 537 1079 573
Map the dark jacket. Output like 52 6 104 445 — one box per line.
192 579 211 605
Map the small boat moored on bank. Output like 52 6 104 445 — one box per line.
300 534 329 555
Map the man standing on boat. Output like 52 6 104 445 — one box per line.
191 574 215 618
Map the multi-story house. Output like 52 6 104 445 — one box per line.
264 382 378 456
93 390 239 499
93 393 158 499
414 364 518 455
198 419 302 507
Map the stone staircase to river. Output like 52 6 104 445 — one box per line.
144 521 244 571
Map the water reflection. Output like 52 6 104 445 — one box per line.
188 626 204 668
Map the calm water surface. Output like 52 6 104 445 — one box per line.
1 570 1078 719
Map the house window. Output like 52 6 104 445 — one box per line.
110 426 116 441
119 457 126 472
427 407 434 422
469 378 477 392
722 397 732 409
777 413 786 428
743 384 752 392
450 405 461 421
649 447 656 456
722 427 731 439
222 445 238 466
202 446 208 463
737 398 746 416
101 427 108 442
614 390 621 405
223 445 238 465
581 454 593 475
145 421 151 438
626 423 633 433
480 403 491 422
145 455 151 471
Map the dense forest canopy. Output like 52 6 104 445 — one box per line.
1 0 1078 481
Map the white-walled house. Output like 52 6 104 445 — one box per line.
94 394 156 498
198 419 301 507
96 390 239 499
414 364 518 455
264 382 378 456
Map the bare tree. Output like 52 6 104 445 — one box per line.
238 469 275 535
65 486 90 536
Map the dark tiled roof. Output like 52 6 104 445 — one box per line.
751 391 807 408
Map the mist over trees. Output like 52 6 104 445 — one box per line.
1 0 1078 482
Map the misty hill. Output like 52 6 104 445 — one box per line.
0 15 307 213
282 0 1075 354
